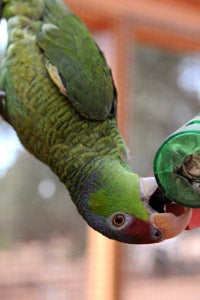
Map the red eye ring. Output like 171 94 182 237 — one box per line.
112 214 125 227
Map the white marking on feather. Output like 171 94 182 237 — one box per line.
42 23 59 33
46 60 67 96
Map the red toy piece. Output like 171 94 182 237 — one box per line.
165 203 200 230
186 209 200 230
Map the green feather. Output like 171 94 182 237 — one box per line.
87 160 149 221
36 0 116 120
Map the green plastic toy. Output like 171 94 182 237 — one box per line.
154 114 200 207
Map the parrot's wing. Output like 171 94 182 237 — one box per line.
37 0 117 120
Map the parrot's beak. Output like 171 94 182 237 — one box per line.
140 177 192 241
151 208 192 240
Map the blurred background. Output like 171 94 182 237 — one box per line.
0 0 200 299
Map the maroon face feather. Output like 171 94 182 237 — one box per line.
120 217 163 244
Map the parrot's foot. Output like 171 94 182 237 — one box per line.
0 91 6 100
0 90 8 122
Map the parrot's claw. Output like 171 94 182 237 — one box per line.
0 90 9 122
0 91 6 101
139 177 192 241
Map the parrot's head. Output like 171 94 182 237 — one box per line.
78 160 192 244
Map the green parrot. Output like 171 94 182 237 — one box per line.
0 0 191 244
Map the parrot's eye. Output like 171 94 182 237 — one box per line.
112 214 125 227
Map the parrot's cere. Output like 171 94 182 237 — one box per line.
0 0 192 244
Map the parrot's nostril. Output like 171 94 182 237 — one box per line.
150 227 163 241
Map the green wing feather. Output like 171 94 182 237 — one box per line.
37 0 116 120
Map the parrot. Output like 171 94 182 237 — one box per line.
0 0 192 244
